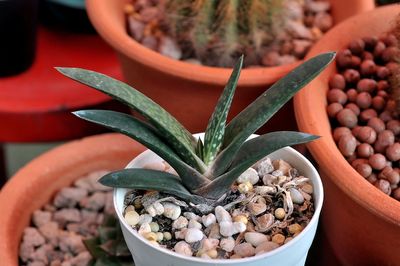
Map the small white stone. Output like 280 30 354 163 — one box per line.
162 202 181 220
219 221 235 237
188 219 202 229
156 232 164 241
237 168 259 185
124 211 140 227
201 238 219 251
289 188 305 204
233 222 246 233
220 237 235 252
145 205 157 217
172 216 189 229
183 212 200 221
301 183 313 194
263 174 278 185
245 232 269 247
185 228 204 243
149 222 159 232
215 206 232 223
138 223 151 235
138 214 152 225
174 241 192 256
256 158 274 176
254 185 276 195
153 202 165 215
201 213 216 227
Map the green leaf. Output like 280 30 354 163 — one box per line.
74 110 210 189
57 67 205 172
203 55 243 165
211 52 335 177
84 238 108 259
99 168 205 204
195 132 319 199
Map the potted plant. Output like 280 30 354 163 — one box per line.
54 52 334 265
85 0 374 133
294 5 400 265
0 133 146 266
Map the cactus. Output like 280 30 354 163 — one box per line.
164 0 294 67
57 52 334 214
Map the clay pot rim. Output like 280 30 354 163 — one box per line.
294 5 400 225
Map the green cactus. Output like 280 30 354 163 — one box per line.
57 52 334 213
163 0 293 67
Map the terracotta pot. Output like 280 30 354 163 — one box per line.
85 0 374 133
294 5 400 265
115 134 324 266
0 133 145 266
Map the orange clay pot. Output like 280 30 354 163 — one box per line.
85 0 374 133
294 5 400 265
0 133 145 266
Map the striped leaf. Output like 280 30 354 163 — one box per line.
203 55 243 165
194 132 319 199
74 110 210 189
210 52 335 177
57 67 205 172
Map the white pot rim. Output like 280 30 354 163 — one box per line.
113 141 324 264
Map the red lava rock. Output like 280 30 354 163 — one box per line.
22 227 45 247
39 222 60 246
79 192 106 211
32 210 52 227
54 209 82 225
59 232 86 255
53 187 88 208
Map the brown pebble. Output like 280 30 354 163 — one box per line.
382 34 398 47
376 66 390 79
338 134 357 157
376 130 395 148
336 49 352 68
386 143 400 161
327 103 343 118
351 158 368 168
355 163 372 178
367 173 378 184
343 69 360 84
377 80 389 91
357 143 374 158
374 179 391 195
363 36 378 50
381 46 400 62
333 127 352 142
379 166 400 185
336 109 358 128
356 126 376 144
362 51 374 60
328 89 347 104
345 103 360 116
392 188 400 200
348 39 365 55
371 96 386 111
329 74 346 90
387 120 400 135
356 92 371 109
359 109 377 122
369 154 386 170
367 117 385 133
360 60 376 76
351 56 361 67
379 111 393 122
346 89 358 102
373 41 386 58
357 79 377 93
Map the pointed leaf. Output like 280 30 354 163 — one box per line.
203 55 243 165
57 67 204 172
196 137 204 161
84 238 108 259
99 168 205 204
195 132 319 199
211 52 335 177
74 110 210 189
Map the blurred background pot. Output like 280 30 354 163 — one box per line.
85 0 374 134
294 5 400 265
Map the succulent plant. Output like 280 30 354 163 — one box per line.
57 52 334 213
84 215 134 266
164 0 298 67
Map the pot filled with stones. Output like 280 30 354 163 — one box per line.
294 5 400 265
58 52 334 265
85 0 373 133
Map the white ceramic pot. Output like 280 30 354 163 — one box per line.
114 135 324 266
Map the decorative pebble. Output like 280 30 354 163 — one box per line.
300 183 313 194
172 216 188 229
255 214 274 232
207 223 221 239
289 188 305 204
175 229 187 240
233 215 248 225
162 202 181 220
237 168 259 185
185 228 204 243
220 237 235 252
163 232 172 241
247 202 267 216
159 37 182 60
184 212 200 221
238 182 253 194
156 232 164 242
201 213 216 227
254 185 276 195
233 222 247 233
274 208 286 220
174 241 192 256
138 214 152 225
255 241 280 255
201 238 219 251
272 233 286 245
245 232 269 247
256 158 274 176
233 243 256 258
188 219 202 229
144 232 157 241
272 159 292 176
149 222 160 232
215 206 231 223
124 211 140 227
219 221 235 237
288 223 303 235
138 223 151 235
